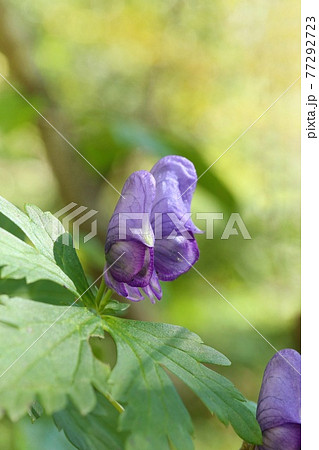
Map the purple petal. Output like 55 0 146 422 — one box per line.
150 156 201 280
151 155 198 212
104 264 161 303
106 171 155 250
154 234 199 281
127 246 154 287
105 171 156 294
104 266 144 302
106 240 146 283
141 271 162 303
150 155 202 237
257 349 301 432
106 241 153 287
258 423 301 450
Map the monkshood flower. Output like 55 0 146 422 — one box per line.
256 349 301 450
150 156 202 281
104 156 201 303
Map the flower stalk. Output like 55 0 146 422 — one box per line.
94 278 114 313
98 289 113 313
94 277 107 307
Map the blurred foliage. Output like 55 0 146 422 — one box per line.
0 0 300 448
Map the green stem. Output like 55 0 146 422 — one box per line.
95 277 106 307
104 393 125 413
98 289 113 312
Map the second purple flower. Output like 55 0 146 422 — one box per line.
104 155 201 303
256 349 301 449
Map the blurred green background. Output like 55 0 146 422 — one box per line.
0 0 300 448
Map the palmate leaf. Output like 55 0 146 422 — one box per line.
54 392 127 450
0 228 78 294
0 294 262 448
103 317 262 448
0 196 94 302
0 296 109 421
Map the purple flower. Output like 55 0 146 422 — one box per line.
104 156 201 303
151 156 201 281
256 349 301 450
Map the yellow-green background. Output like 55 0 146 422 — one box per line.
0 0 300 449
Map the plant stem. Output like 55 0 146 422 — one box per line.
104 394 125 413
95 277 106 307
98 289 113 312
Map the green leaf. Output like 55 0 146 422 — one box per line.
245 400 258 417
0 228 78 294
54 392 126 450
0 278 75 306
103 317 262 448
0 196 94 302
102 300 130 316
0 197 63 259
0 296 109 421
28 400 44 423
0 211 25 240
